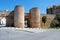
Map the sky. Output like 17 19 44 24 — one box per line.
0 0 60 14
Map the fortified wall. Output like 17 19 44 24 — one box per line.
0 5 56 28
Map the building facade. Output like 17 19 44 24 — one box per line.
47 5 60 15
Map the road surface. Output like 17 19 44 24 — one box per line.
0 28 60 40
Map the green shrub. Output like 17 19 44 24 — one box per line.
42 16 47 26
50 20 59 28
50 15 60 28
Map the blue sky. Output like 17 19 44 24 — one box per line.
0 0 60 14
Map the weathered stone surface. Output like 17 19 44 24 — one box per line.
29 8 40 28
40 14 56 28
14 5 24 28
6 11 14 27
0 5 56 28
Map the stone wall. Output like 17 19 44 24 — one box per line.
0 11 56 28
6 11 14 27
40 14 56 28
0 5 56 28
25 14 56 28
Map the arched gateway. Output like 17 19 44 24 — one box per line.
0 5 55 28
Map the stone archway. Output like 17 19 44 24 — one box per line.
25 18 30 28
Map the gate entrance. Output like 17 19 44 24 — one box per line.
25 18 30 28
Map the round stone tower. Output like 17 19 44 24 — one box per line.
14 5 24 28
30 7 40 28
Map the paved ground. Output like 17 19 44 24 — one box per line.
0 28 60 40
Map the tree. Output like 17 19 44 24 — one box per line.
42 16 47 26
56 16 60 26
50 15 60 28
50 20 59 28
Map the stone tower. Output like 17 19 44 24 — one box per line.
30 7 40 28
14 5 24 28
